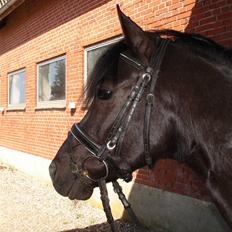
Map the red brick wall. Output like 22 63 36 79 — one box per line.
0 0 231 200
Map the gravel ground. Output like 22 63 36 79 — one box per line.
0 164 150 232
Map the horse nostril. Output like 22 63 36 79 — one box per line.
49 162 57 180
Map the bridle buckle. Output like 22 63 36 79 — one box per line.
142 72 151 84
107 141 116 150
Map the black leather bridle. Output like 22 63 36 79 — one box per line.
69 38 170 232
70 38 170 180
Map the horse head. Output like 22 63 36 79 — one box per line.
49 6 173 200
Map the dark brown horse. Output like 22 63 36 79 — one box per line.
49 6 232 229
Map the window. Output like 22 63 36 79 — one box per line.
8 69 25 108
37 56 66 107
84 37 123 83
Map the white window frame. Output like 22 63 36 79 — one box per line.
7 68 26 110
84 36 123 86
36 55 66 109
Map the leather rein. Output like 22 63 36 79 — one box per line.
69 38 170 231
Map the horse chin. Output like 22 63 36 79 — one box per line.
52 176 94 201
67 178 94 200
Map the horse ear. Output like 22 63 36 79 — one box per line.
117 5 154 65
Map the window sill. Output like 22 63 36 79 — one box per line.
6 104 26 111
35 100 66 110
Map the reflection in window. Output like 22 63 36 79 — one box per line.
38 56 66 102
86 45 110 79
8 69 25 105
85 37 122 81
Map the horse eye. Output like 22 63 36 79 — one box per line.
97 89 113 100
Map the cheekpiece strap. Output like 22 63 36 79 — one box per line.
144 39 170 168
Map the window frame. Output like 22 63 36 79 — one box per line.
84 36 123 86
36 55 66 109
7 68 26 110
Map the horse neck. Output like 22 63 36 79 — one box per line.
152 41 232 169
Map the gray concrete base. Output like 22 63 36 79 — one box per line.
0 146 231 232
0 146 51 181
126 183 231 232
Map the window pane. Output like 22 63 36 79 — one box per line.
38 57 65 102
87 45 110 78
9 70 25 105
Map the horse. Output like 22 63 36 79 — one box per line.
49 6 232 230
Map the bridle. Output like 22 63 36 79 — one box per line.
70 38 170 181
69 38 170 232
69 71 151 182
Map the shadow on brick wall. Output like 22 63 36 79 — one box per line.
185 0 232 46
0 0 112 55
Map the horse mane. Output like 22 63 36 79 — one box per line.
84 30 232 107
154 29 232 61
155 30 221 47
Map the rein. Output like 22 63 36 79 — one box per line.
69 38 170 231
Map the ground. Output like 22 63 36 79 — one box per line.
0 164 149 232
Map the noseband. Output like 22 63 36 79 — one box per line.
70 124 109 181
